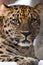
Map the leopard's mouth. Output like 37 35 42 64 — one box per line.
18 42 32 47
14 37 32 47
9 34 33 47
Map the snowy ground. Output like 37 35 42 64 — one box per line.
38 60 43 65
0 61 43 65
8 0 40 7
0 62 17 65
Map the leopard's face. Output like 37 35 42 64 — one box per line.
0 4 42 47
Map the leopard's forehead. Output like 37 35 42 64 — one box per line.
3 5 32 20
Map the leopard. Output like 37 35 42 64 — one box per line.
0 3 42 62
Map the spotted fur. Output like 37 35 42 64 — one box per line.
0 4 42 62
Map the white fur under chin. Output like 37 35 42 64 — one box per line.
18 42 32 47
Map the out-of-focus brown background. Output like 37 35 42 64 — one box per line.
0 0 16 5
0 0 10 5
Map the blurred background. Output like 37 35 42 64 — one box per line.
0 0 43 6
0 0 16 5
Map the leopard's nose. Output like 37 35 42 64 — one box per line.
21 31 31 37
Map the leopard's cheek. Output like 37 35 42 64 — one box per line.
27 34 35 42
15 33 25 42
31 22 40 29
31 22 40 35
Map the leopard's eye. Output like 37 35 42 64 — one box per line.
31 18 37 23
12 18 20 24
12 19 18 23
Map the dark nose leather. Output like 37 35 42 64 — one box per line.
21 31 31 42
21 31 31 37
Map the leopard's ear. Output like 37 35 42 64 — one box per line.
34 3 43 13
0 4 9 11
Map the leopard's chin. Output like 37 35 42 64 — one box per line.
18 42 32 47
